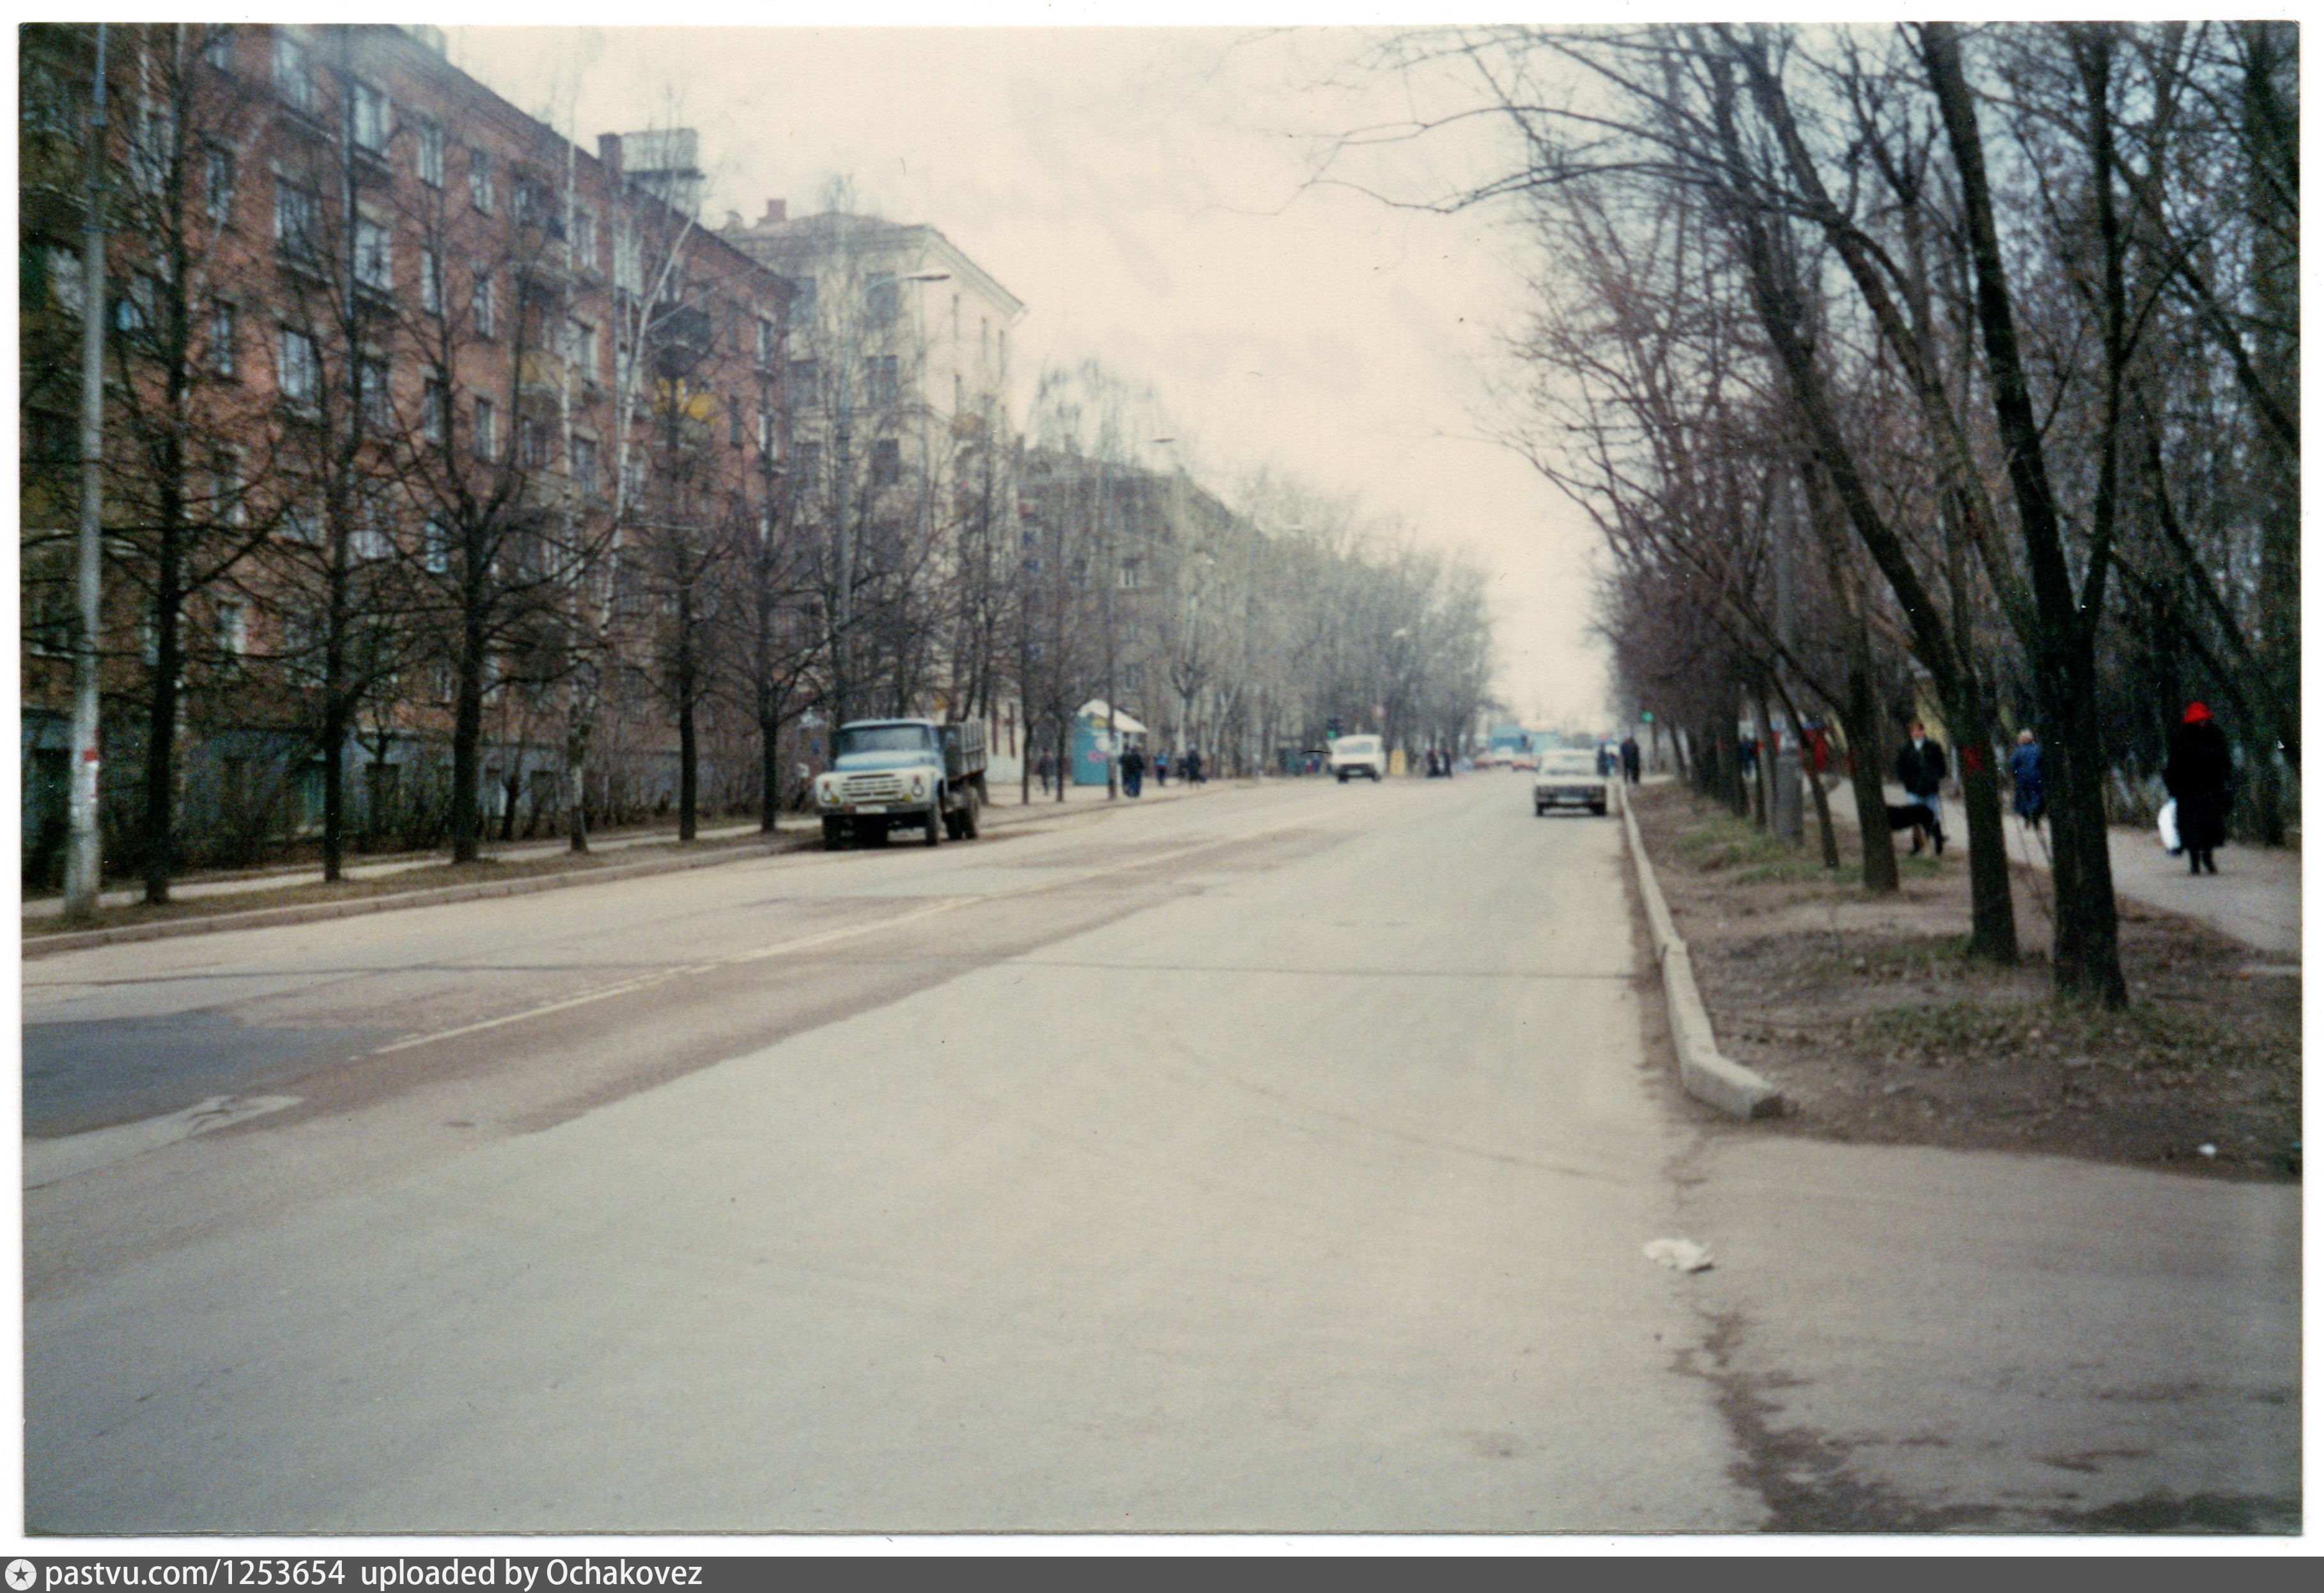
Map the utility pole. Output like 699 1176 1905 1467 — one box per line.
65 23 111 918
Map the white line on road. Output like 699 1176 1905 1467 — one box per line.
360 814 1321 1061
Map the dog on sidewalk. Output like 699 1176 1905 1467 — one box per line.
1886 803 1944 856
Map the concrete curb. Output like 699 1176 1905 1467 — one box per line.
1618 789 1786 1121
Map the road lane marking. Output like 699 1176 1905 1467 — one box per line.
363 817 1320 1059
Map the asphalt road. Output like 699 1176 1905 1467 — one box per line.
21 773 2301 1535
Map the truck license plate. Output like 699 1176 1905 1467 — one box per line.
855 804 887 814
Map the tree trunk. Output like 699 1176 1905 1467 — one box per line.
565 700 591 854
1925 22 2124 1004
451 606 485 865
1942 679 2018 963
1838 670 1899 895
759 709 780 834
143 527 183 904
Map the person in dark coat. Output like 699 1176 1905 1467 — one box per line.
2164 702 2233 875
1121 743 1147 797
2008 728 2045 829
1620 736 1641 784
1896 720 1948 855
1183 747 1204 785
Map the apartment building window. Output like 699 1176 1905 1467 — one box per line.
202 27 234 72
570 435 598 489
350 79 391 156
791 441 820 495
355 217 392 293
566 319 596 376
203 144 235 224
278 327 320 410
865 273 897 326
468 148 493 213
866 355 898 409
421 378 447 445
472 396 497 460
283 499 321 543
759 408 777 457
612 231 640 295
756 316 777 366
212 448 247 526
784 275 816 332
415 120 444 187
471 269 495 337
424 518 453 574
728 401 743 449
621 451 645 504
275 181 319 261
570 205 595 262
871 438 901 488
359 358 392 430
521 415 554 470
209 301 236 376
273 33 314 114
788 359 818 410
1117 557 1143 590
421 247 444 314
352 500 392 561
114 273 156 334
215 601 248 656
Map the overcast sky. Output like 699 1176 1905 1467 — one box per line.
449 17 1610 728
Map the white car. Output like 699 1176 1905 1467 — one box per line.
1533 748 1611 816
1328 734 1386 782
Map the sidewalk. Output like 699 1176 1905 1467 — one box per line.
21 770 1253 923
1824 778 2301 960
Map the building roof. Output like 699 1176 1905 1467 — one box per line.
721 208 1025 322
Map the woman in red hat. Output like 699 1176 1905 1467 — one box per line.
2164 702 2233 875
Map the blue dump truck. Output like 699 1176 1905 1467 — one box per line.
812 718 988 849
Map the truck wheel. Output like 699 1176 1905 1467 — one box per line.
958 787 981 839
822 818 848 850
922 799 943 846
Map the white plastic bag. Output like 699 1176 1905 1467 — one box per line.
2157 797 2181 854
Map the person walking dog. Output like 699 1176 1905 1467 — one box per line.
1896 721 1948 856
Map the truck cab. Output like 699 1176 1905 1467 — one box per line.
814 718 986 849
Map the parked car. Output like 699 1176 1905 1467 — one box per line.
1328 734 1387 783
1510 751 1538 772
1534 748 1610 817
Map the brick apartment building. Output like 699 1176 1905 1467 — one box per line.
20 23 798 884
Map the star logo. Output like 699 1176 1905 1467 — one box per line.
6 1560 37 1592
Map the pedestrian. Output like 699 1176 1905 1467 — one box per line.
1620 735 1641 785
1154 748 1169 787
1184 746 1204 785
1896 720 1948 856
2008 728 2045 830
2164 702 2233 875
1122 742 1147 797
1036 749 1055 794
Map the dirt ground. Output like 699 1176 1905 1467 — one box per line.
1631 783 2302 1183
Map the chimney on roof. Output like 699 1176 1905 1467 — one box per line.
725 210 742 232
766 198 787 225
598 134 622 177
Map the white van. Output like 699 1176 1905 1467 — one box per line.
1328 734 1386 783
